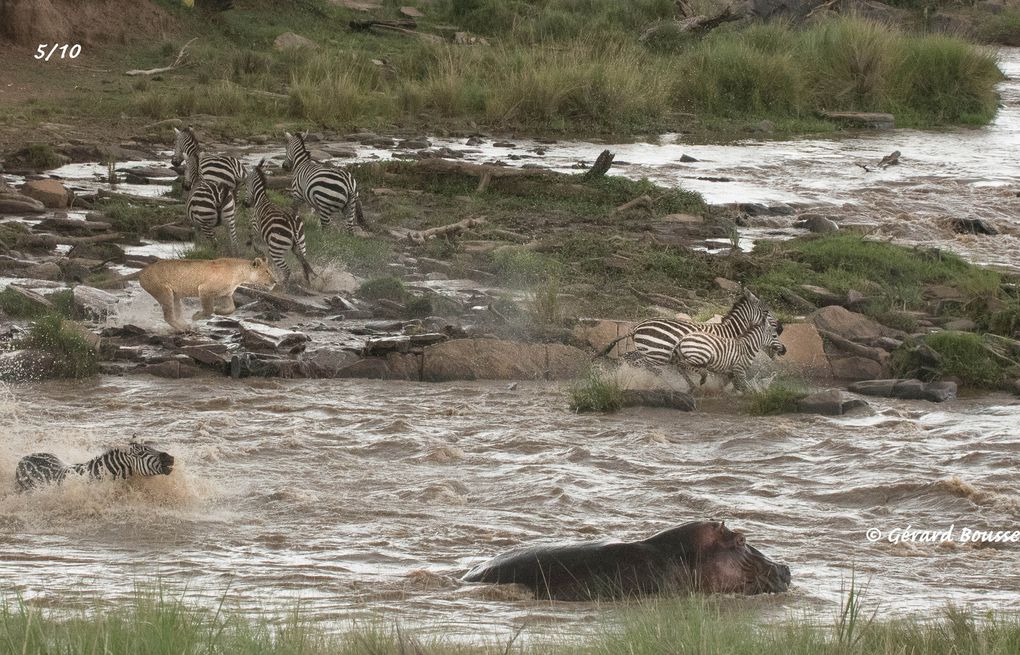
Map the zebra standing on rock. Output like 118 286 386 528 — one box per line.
183 152 238 253
15 441 175 492
676 321 787 392
283 131 366 231
244 159 313 284
171 126 246 198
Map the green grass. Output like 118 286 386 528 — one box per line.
746 378 810 415
976 10 1020 47
13 314 98 379
356 276 408 302
0 288 50 319
96 199 184 236
3 588 1020 655
305 223 392 276
39 4 998 140
568 367 625 413
891 331 1011 390
10 143 63 170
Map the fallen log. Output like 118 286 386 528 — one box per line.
235 285 330 314
390 217 487 243
125 38 197 76
349 18 444 42
414 158 557 193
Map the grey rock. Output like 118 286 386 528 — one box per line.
796 214 839 233
73 285 120 320
943 318 978 332
797 389 871 416
848 378 957 403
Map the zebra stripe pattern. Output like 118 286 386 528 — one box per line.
677 321 787 391
244 160 313 283
284 132 365 231
184 152 238 252
14 442 175 492
172 126 246 196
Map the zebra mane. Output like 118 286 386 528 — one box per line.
720 292 760 325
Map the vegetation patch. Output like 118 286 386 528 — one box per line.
891 331 1012 390
7 144 63 170
568 367 625 413
976 10 1020 47
96 199 183 236
746 378 810 415
14 314 98 379
356 276 409 302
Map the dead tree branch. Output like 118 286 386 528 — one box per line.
125 38 197 76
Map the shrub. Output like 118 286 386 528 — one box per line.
892 332 1007 389
356 276 408 302
0 288 49 319
976 10 1020 47
15 144 63 170
569 367 625 413
14 314 98 379
489 247 560 287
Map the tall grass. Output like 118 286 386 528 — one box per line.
568 367 624 413
124 9 1002 134
14 314 99 379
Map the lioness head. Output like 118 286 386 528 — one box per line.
248 257 277 288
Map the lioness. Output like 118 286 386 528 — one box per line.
139 257 276 331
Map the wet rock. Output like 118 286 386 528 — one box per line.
34 217 111 236
336 351 421 380
619 389 697 411
466 136 484 146
492 141 517 148
320 146 358 158
777 323 832 379
797 389 871 415
367 136 396 148
951 217 997 236
848 378 957 402
137 360 206 379
795 213 838 233
73 285 120 320
67 241 126 263
177 343 230 368
829 355 884 381
421 339 586 381
302 348 362 377
0 191 46 214
58 259 94 284
811 305 905 341
0 349 59 382
149 223 194 241
274 32 317 51
238 321 309 355
398 138 431 150
20 179 70 208
0 256 33 274
23 261 62 281
679 154 698 163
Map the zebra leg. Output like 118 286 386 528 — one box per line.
730 367 750 393
223 200 239 255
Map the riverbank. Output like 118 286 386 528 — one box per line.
0 2 1006 147
3 589 1020 655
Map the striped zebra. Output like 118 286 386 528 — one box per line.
15 441 175 492
676 321 787 392
171 126 246 197
183 152 239 253
244 159 313 283
283 131 366 231
599 290 782 363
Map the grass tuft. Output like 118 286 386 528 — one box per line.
569 367 625 413
14 314 98 379
746 378 810 415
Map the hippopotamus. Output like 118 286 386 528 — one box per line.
462 521 791 601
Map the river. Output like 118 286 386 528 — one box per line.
1 48 1019 641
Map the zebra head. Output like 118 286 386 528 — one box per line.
742 321 787 360
181 151 200 193
741 288 783 337
124 441 175 476
171 126 197 168
282 131 309 171
243 159 268 208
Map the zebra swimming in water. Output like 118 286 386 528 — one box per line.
244 159 313 284
283 131 366 231
171 126 246 198
599 289 782 364
14 441 175 492
675 320 787 392
183 152 239 253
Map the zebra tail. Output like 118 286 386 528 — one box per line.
595 332 631 359
354 196 366 227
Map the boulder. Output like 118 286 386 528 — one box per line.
848 379 957 403
23 261 63 281
829 355 884 381
20 179 69 208
274 32 317 51
57 258 92 283
811 305 903 341
67 241 126 263
951 217 997 235
776 323 832 379
572 319 635 357
73 285 120 320
797 389 871 415
238 321 309 355
0 191 46 214
336 352 421 380
422 339 586 382
1 285 54 313
177 343 230 368
795 213 839 233
137 360 206 379
619 389 696 411
0 349 59 382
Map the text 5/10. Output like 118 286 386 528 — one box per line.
35 44 82 61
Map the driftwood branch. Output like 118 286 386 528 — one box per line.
125 38 197 76
391 217 487 243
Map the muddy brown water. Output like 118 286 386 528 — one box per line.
2 377 1019 638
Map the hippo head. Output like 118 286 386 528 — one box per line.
651 521 791 594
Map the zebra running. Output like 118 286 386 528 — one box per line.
14 441 175 492
283 131 366 231
599 289 782 364
183 152 239 253
171 126 246 198
676 321 787 392
244 159 313 283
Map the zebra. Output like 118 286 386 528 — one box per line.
283 131 366 231
598 289 782 363
15 441 175 492
676 320 787 392
183 152 239 253
171 126 246 198
244 159 313 284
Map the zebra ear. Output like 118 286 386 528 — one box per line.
173 127 181 135
285 131 292 138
